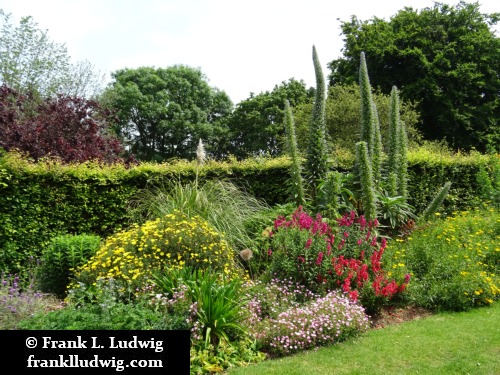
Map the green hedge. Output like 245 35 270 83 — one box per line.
0 152 290 274
0 149 497 275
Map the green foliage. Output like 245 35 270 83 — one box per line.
356 141 377 220
225 78 313 160
397 120 409 198
0 151 291 276
18 279 178 330
419 181 452 224
359 52 375 158
475 156 500 208
37 234 101 298
190 338 265 375
0 9 103 98
376 191 417 232
328 1 500 152
152 267 249 349
305 46 328 203
386 207 500 311
68 211 245 303
372 101 383 183
293 83 421 155
387 86 401 196
283 100 306 207
102 65 233 162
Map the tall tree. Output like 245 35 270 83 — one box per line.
0 10 104 98
102 66 233 162
225 78 313 159
328 1 500 152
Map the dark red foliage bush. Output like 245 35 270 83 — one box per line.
0 85 129 164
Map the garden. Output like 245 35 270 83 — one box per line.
1 49 499 375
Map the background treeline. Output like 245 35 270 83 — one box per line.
1 1 499 165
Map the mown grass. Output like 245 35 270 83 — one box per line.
226 301 500 375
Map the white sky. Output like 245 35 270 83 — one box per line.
0 0 498 104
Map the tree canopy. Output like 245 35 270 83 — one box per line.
0 10 104 98
224 78 313 160
328 1 500 152
102 65 233 162
293 83 421 154
0 85 126 163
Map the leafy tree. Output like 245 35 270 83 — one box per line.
293 83 421 153
0 85 126 163
224 78 313 159
102 66 233 162
328 1 500 152
0 10 104 98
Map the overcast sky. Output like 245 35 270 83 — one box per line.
0 0 498 104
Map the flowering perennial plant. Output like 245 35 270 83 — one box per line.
388 206 500 310
1 273 61 329
68 211 244 301
264 206 410 312
244 279 369 357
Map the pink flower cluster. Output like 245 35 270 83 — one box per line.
266 207 410 311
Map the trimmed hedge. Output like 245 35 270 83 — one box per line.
0 149 497 275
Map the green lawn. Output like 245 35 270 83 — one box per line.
226 302 500 375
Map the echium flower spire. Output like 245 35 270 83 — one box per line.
359 51 375 159
305 45 328 204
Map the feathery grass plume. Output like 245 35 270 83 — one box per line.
305 45 328 204
195 138 206 189
284 99 306 207
359 52 375 158
397 120 409 198
387 86 401 196
356 141 377 221
419 181 452 223
372 100 383 184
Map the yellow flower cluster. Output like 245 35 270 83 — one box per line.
70 211 244 291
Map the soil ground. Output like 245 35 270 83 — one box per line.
369 305 434 329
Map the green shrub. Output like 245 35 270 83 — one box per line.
37 234 101 297
68 211 246 303
17 302 177 330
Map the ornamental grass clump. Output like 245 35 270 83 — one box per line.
68 211 245 301
263 206 409 313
